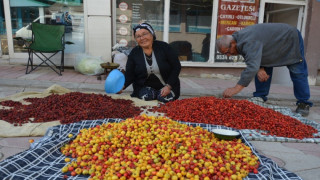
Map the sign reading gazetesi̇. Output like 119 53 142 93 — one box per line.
215 0 260 62
217 0 260 38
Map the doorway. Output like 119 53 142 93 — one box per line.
262 2 306 85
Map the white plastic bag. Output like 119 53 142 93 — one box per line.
113 52 128 71
74 54 104 75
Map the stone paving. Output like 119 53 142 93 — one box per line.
0 64 320 179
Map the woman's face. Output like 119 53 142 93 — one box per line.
135 29 153 48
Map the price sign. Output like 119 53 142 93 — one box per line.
119 14 128 23
119 2 128 11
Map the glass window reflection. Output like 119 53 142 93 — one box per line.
169 0 213 62
10 0 84 54
0 0 8 55
115 0 164 48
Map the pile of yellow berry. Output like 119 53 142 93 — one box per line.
61 115 260 180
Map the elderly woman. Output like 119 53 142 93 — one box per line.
121 23 181 103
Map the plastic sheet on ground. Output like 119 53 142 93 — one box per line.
246 97 320 143
0 119 303 180
0 85 319 142
0 84 158 137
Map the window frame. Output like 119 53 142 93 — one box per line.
3 0 86 61
112 0 307 67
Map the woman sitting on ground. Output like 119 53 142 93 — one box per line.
120 22 181 103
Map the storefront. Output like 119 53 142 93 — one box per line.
0 0 319 85
1 0 85 62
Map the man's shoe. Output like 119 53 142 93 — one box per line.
296 103 310 117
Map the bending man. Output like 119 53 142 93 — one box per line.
216 23 312 116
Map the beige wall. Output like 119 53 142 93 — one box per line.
305 0 320 84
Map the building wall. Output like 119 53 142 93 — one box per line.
181 67 244 80
1 1 318 86
305 0 320 84
178 1 320 86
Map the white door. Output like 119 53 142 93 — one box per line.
259 0 307 85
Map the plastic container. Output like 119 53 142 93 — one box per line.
105 69 125 94
211 129 240 140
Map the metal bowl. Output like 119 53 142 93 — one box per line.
100 62 120 69
211 129 240 140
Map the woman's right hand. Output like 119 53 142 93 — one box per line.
117 86 125 94
160 84 171 97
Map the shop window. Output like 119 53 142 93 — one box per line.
10 0 84 54
10 7 38 35
115 0 164 48
114 0 214 62
169 9 181 32
186 9 211 33
0 0 7 55
169 0 213 62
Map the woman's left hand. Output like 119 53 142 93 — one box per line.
160 85 171 97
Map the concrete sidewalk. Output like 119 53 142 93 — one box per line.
0 64 320 179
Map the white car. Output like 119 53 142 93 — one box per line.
15 14 61 39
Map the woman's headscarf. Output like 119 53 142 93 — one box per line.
133 22 156 40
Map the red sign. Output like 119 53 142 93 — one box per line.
119 2 128 11
217 0 260 38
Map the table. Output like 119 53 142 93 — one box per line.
97 62 120 80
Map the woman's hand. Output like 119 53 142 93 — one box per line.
257 68 269 82
117 86 125 94
160 84 171 97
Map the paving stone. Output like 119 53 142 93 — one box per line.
282 143 320 158
0 137 31 148
250 141 303 154
0 151 3 161
295 169 320 180
1 64 320 180
282 142 320 152
0 137 41 149
0 146 28 162
285 154 320 172
254 150 286 167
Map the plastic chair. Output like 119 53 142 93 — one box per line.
26 22 65 75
